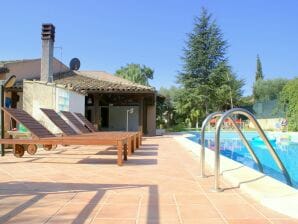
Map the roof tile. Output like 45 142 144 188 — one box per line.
9 70 155 94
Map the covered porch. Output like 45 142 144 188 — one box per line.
85 92 156 136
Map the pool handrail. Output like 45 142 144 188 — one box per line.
200 112 223 177
228 117 264 173
214 107 292 191
200 112 264 177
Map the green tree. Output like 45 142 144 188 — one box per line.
157 86 179 128
255 55 264 81
279 78 298 131
238 95 254 107
115 63 154 86
173 88 203 127
176 8 243 126
253 79 288 101
209 62 244 110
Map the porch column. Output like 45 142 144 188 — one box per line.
146 93 156 136
139 97 144 134
94 93 100 130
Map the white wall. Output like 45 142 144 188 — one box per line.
55 87 85 114
23 81 85 134
248 118 284 131
69 92 85 114
23 81 58 133
56 88 85 133
109 106 139 131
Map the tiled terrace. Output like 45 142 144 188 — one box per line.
0 135 297 224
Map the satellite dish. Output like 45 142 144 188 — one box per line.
69 58 81 70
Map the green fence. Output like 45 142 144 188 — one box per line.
252 99 285 119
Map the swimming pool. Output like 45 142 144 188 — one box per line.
187 131 298 188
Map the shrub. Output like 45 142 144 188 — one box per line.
279 78 298 131
166 123 187 132
253 78 288 101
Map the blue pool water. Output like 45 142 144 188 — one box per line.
187 131 298 188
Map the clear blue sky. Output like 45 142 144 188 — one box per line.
1 0 298 95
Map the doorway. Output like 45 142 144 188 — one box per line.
100 107 109 128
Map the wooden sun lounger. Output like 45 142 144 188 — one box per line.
76 112 142 139
61 110 90 134
61 111 142 153
0 107 128 165
40 108 136 155
75 112 142 147
75 112 143 144
41 108 84 136
74 112 97 132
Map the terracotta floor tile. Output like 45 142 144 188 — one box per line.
138 218 181 224
5 215 49 224
216 203 264 219
201 185 237 194
71 191 107 204
105 193 141 204
96 204 139 219
16 203 63 217
92 218 136 224
179 204 221 220
139 204 180 220
0 205 22 218
270 219 298 224
51 201 101 221
206 193 247 205
46 215 92 224
183 218 225 224
141 194 175 205
226 219 271 224
174 193 210 205
40 192 76 202
0 195 36 207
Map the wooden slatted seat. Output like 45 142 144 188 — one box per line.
61 111 90 133
41 108 78 136
74 113 97 132
3 108 55 139
0 107 128 165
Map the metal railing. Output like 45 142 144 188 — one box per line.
213 108 292 191
200 111 264 178
200 108 292 191
200 112 223 177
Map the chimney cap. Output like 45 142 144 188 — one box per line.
41 23 55 41
42 23 54 26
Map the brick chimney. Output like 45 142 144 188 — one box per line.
41 23 55 82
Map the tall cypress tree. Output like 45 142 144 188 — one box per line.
255 54 264 81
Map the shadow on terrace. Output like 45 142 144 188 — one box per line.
0 182 160 223
0 143 159 166
0 142 160 223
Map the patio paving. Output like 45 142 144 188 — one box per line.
0 135 297 224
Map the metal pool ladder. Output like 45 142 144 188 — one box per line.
200 107 292 191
